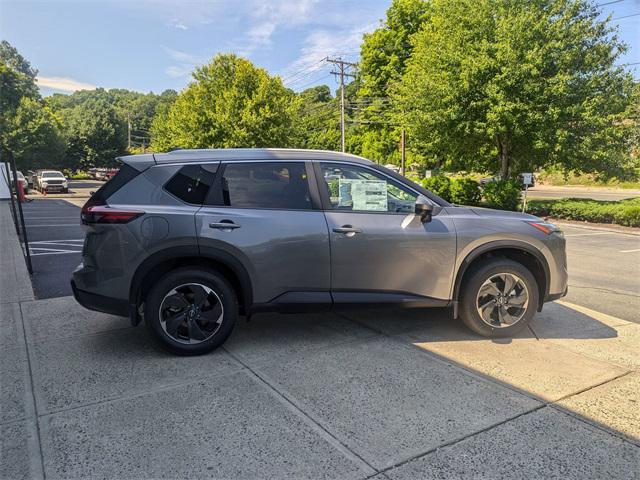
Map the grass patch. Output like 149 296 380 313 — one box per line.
526 197 640 227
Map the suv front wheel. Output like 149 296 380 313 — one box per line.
145 267 237 355
459 259 539 338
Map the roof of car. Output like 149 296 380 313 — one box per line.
119 148 374 166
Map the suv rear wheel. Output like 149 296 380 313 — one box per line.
459 258 539 338
145 267 237 355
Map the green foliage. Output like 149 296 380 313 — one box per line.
4 97 66 171
53 89 127 169
395 0 636 178
152 54 294 151
449 177 481 205
359 0 430 98
421 175 451 201
482 180 521 211
527 198 640 227
289 86 340 151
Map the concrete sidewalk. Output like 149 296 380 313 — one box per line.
1 201 638 479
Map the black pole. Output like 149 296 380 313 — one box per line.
8 152 33 274
3 160 20 234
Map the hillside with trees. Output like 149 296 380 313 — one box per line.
1 0 637 180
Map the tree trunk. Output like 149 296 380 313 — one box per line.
498 137 510 180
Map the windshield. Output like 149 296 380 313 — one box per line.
43 172 64 178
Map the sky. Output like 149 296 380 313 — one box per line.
0 0 638 97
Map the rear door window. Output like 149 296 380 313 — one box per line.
164 164 218 205
206 162 312 210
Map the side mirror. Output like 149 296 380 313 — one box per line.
415 195 434 223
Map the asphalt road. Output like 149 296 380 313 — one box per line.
527 185 640 201
19 197 640 324
560 223 640 323
20 198 83 299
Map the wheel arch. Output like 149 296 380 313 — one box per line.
129 246 253 324
452 241 550 315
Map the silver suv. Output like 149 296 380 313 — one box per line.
71 149 568 355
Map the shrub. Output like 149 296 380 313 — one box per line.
422 176 451 201
482 180 521 211
527 198 640 228
449 178 481 205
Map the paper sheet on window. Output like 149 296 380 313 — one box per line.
338 179 387 211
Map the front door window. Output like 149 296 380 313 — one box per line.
319 163 417 214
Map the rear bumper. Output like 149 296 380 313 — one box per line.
71 279 129 317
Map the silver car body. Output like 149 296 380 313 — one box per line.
71 149 568 322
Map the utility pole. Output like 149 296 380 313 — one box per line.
400 129 406 176
127 113 131 150
326 57 357 152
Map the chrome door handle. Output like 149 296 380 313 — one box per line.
209 221 241 230
333 225 362 235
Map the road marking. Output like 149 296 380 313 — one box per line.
30 251 80 257
23 216 79 220
554 300 632 327
563 232 618 237
25 224 79 227
619 248 640 253
28 239 83 256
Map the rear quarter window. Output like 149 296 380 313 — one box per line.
91 164 140 203
164 164 217 205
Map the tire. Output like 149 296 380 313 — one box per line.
145 267 238 355
62 188 69 193
459 258 539 338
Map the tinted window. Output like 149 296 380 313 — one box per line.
319 163 417 213
91 164 140 203
164 164 217 205
209 162 312 210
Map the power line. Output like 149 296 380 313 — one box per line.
291 73 333 91
611 12 640 20
596 0 625 7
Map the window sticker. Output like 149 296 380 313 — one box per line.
338 179 387 211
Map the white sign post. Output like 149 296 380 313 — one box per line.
521 173 533 212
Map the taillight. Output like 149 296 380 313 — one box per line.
81 198 144 225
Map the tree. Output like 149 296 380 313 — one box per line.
358 0 430 98
151 54 294 150
395 0 636 178
289 85 341 151
355 0 430 165
55 90 127 169
4 97 66 171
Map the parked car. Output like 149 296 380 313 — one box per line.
36 170 68 193
6 170 28 194
26 170 36 189
72 149 568 356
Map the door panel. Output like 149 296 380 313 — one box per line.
325 211 456 300
317 162 456 300
196 161 330 304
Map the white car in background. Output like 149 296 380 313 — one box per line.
36 170 69 193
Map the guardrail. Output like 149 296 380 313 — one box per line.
2 152 33 274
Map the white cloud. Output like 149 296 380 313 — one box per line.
163 47 209 79
37 76 96 92
167 18 188 30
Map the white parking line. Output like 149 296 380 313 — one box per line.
28 239 84 256
25 224 79 227
619 248 640 253
563 232 618 237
